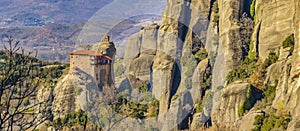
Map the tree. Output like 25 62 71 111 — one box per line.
0 37 52 130
240 12 254 56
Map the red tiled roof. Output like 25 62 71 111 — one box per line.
70 50 103 56
101 56 112 60
70 50 112 60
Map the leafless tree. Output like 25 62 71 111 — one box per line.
240 12 254 56
0 37 52 131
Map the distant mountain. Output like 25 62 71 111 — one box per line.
0 0 166 62
0 0 112 27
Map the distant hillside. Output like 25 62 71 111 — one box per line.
0 0 165 62
0 23 83 62
0 15 160 62
0 0 112 27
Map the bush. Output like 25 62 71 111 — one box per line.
136 83 149 93
148 100 159 117
114 96 148 119
282 34 294 48
263 80 278 100
238 85 256 117
75 87 83 96
282 34 295 54
212 1 219 14
212 1 219 24
201 66 212 91
248 40 256 59
24 98 30 106
262 51 278 70
182 55 197 89
213 15 219 24
226 57 258 84
252 111 291 131
195 101 203 113
252 114 265 131
51 110 88 129
194 48 208 62
250 0 256 18
226 67 248 83
195 91 214 113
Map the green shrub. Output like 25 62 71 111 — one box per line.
282 34 295 54
182 55 197 89
248 40 256 60
213 15 219 24
51 110 88 129
114 96 148 119
195 101 203 113
24 98 30 106
250 0 256 18
136 83 148 93
252 114 265 131
212 1 219 14
148 100 159 117
194 48 208 62
262 51 278 70
282 34 294 48
226 57 258 84
252 111 291 131
195 91 213 113
75 87 83 96
263 80 278 100
238 85 256 117
212 1 219 24
226 67 248 83
201 66 212 91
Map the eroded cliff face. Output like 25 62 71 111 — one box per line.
52 72 101 119
53 0 300 130
122 0 213 130
217 0 244 71
254 0 298 60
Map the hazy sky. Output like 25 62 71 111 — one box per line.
77 0 166 44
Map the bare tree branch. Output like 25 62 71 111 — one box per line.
0 36 52 131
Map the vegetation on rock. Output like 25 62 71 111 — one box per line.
147 100 160 118
238 85 256 117
181 55 198 89
282 34 295 54
128 74 149 93
255 80 278 110
261 51 278 70
49 110 88 130
250 0 256 18
212 1 219 25
226 51 278 89
248 40 256 60
194 48 208 62
112 96 159 119
226 57 257 83
0 37 66 130
240 13 254 56
252 109 291 131
201 65 212 91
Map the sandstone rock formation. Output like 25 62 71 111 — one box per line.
53 0 300 130
255 0 298 60
212 83 251 130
